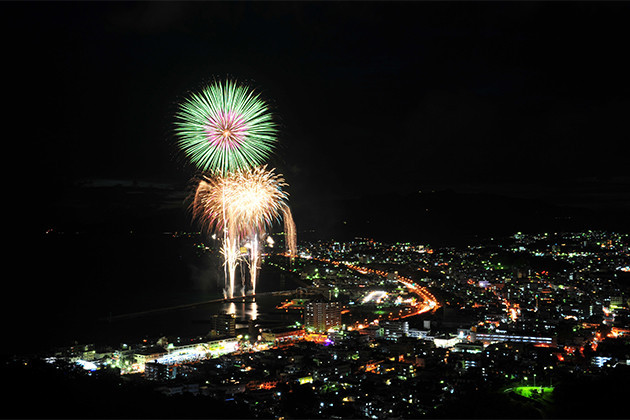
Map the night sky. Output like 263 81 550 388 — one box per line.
6 2 630 237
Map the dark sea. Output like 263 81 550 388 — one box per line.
8 232 301 356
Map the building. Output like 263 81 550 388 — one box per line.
433 335 460 348
209 313 236 338
133 346 168 367
261 328 305 346
305 300 341 332
381 321 409 340
452 342 484 353
144 362 178 381
471 332 555 346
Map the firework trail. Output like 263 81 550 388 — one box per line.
225 166 288 295
191 176 240 298
283 207 297 257
191 166 289 297
246 233 260 296
175 80 277 175
222 236 240 299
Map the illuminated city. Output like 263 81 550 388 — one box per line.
5 2 630 419
8 230 629 418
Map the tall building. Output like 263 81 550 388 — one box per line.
209 313 236 338
305 300 341 332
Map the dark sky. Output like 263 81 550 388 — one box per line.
5 1 630 232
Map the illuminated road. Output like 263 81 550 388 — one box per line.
288 254 440 321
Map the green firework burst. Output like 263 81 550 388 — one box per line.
175 80 277 174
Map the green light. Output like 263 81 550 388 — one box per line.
175 80 277 175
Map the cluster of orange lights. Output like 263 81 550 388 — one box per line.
611 327 629 337
303 255 439 319
303 333 329 344
361 360 384 373
276 300 301 310
247 380 278 390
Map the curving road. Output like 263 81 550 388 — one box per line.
295 254 440 318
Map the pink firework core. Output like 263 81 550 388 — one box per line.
204 110 248 150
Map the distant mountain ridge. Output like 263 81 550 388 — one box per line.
36 183 628 246
293 189 629 246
